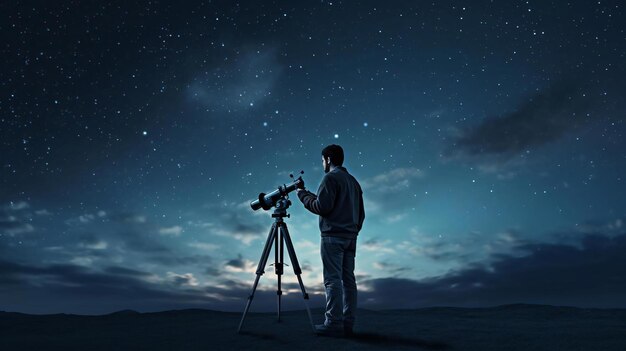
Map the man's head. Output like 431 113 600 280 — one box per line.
321 144 344 173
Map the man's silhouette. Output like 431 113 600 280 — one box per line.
296 144 365 336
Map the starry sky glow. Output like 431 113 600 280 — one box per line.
1 1 625 314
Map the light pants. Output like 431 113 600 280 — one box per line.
320 236 357 327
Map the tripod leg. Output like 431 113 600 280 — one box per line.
279 228 284 320
280 223 316 332
275 224 284 322
237 223 277 333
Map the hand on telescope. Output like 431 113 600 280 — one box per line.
296 178 305 191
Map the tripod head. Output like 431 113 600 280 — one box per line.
272 198 291 218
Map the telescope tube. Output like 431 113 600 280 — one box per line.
250 178 303 211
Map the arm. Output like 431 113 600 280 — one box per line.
297 175 336 216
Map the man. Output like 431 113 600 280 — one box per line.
296 144 365 337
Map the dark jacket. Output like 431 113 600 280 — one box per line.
297 166 365 239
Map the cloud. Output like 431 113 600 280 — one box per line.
92 211 171 255
362 167 425 193
576 218 624 236
65 211 107 226
0 202 43 238
78 239 108 250
6 201 29 211
448 79 592 156
0 215 35 237
0 258 322 314
187 48 282 112
121 231 170 254
442 78 597 175
8 218 625 313
359 224 626 309
214 224 263 245
204 265 222 277
372 261 411 276
70 256 96 267
384 212 408 223
57 209 220 272
361 238 396 254
188 242 220 251
166 272 199 287
108 212 146 224
400 227 528 264
149 254 215 267
404 240 468 262
104 266 153 277
358 168 426 215
224 254 257 274
158 225 184 237
0 260 225 314
489 229 527 248
210 202 266 245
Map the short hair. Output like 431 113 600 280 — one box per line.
321 144 344 166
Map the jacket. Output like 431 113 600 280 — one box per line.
297 166 365 239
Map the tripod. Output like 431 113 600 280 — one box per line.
237 197 315 333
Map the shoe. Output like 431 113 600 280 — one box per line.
315 323 343 336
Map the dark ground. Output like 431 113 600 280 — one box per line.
1 304 625 350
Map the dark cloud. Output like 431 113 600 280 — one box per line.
0 259 223 314
0 254 325 314
123 235 170 253
409 229 531 264
167 273 197 287
225 254 246 270
360 230 626 309
104 266 153 277
374 261 412 275
107 212 148 224
204 266 221 276
231 222 264 236
52 210 222 276
107 217 169 254
0 217 24 231
76 233 101 246
409 240 470 262
63 210 166 255
16 228 626 313
150 254 215 267
217 208 266 244
444 78 594 161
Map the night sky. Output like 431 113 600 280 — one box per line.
1 1 625 315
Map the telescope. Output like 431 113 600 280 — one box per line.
250 171 304 211
239 170 314 333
